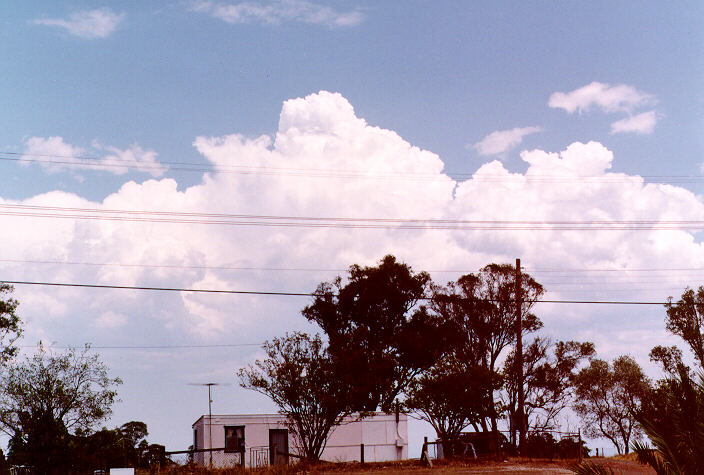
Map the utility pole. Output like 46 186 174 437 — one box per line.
193 383 218 468
208 383 214 468
515 258 526 456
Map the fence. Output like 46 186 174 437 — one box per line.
512 429 584 461
421 429 584 463
165 447 244 469
249 446 270 468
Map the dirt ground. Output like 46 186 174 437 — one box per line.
339 457 654 474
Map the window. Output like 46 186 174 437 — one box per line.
224 426 245 452
193 428 198 450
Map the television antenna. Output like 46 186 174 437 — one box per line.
189 382 228 467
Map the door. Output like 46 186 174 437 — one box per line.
269 429 289 465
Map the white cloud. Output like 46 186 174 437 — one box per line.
5 91 701 454
548 81 654 114
94 311 128 329
473 126 542 157
33 8 124 39
22 137 164 177
4 91 703 357
610 110 658 135
7 92 704 451
191 0 362 27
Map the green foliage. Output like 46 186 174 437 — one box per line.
650 345 689 377
0 344 122 472
238 332 351 462
504 338 594 431
404 356 499 457
633 370 704 474
0 283 22 365
435 264 545 372
302 255 444 412
571 461 615 475
573 356 650 455
71 421 159 470
430 263 544 433
665 286 704 368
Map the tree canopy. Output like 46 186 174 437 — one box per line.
665 286 704 368
430 264 544 432
302 255 446 411
0 284 22 365
404 355 499 457
573 355 650 455
504 338 594 432
238 332 352 462
0 345 122 472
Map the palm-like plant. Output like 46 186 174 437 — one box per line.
631 369 704 474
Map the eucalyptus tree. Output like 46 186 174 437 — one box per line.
238 332 352 462
302 255 447 412
573 356 650 455
0 345 122 472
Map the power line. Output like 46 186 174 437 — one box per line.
3 258 704 277
0 154 457 181
0 280 312 297
1 279 674 305
2 203 704 230
5 151 704 184
0 258 350 273
19 343 263 350
527 267 704 273
0 258 479 274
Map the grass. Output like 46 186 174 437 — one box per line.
145 456 582 474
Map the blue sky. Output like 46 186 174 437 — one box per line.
1 0 704 455
3 1 703 200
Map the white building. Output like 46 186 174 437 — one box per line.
192 412 408 468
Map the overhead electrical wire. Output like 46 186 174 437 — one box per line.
3 258 704 277
2 203 704 230
0 279 677 305
0 280 312 297
4 151 704 184
19 343 262 350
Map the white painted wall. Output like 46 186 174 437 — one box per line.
192 412 408 468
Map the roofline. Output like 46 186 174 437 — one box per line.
192 411 407 427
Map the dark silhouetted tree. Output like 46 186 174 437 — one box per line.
0 345 122 473
302 255 446 412
73 421 150 469
430 264 544 432
404 355 499 457
664 286 704 368
573 355 650 455
0 283 22 365
504 338 594 433
238 332 351 462
634 368 704 473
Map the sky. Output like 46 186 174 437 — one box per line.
1 0 704 455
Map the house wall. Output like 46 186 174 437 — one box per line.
191 413 408 468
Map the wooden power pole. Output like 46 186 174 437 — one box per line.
515 258 526 456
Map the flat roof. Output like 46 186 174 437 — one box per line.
192 412 406 427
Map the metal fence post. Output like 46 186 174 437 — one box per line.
360 443 364 464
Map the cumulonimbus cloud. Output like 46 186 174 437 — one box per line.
4 91 693 450
548 81 654 114
190 0 362 27
473 126 543 157
33 8 124 39
3 92 699 351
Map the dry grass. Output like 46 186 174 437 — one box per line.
145 455 655 474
